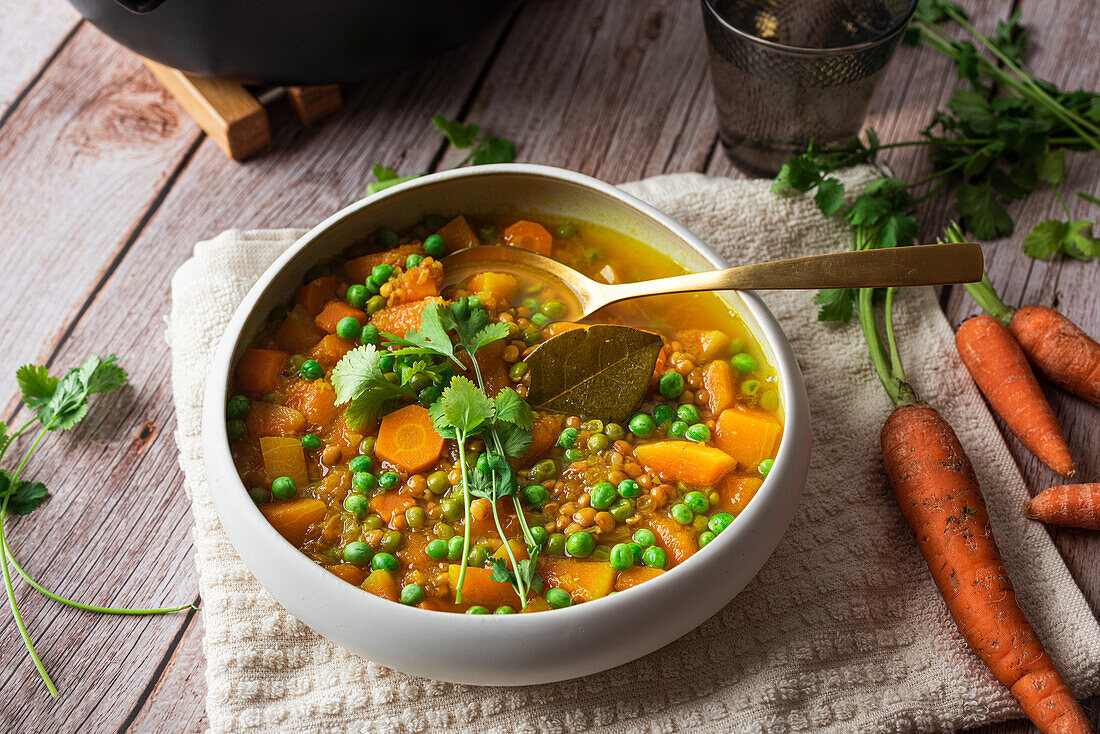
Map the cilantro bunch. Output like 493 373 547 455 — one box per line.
332 298 544 608
4 355 191 696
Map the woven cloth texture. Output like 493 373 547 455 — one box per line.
168 171 1100 734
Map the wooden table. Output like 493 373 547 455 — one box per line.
0 0 1095 731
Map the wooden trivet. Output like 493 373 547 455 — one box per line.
142 58 342 161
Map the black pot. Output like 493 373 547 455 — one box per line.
68 0 517 85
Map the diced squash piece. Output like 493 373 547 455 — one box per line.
614 565 665 592
260 497 326 546
716 474 764 515
448 565 521 607
462 500 521 538
474 340 512 397
417 597 452 612
645 515 697 567
703 359 736 414
436 215 479 251
275 305 327 354
369 491 416 523
539 558 615 602
246 403 307 438
398 532 431 567
329 563 367 586
344 244 423 284
307 334 356 372
370 297 443 338
543 321 585 339
388 261 442 306
260 436 309 486
522 595 553 612
503 220 552 256
512 415 561 468
375 405 445 473
314 301 368 334
491 539 528 570
284 379 339 426
328 411 366 458
677 329 732 361
295 276 338 316
633 441 736 486
714 408 780 469
468 272 519 304
235 348 287 396
362 569 399 602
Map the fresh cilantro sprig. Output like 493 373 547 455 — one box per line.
2 355 192 697
365 114 517 195
330 344 419 429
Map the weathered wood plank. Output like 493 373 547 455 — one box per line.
124 613 208 733
0 17 511 732
0 0 80 121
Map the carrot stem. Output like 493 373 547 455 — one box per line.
965 274 1015 326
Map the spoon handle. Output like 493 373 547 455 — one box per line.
599 242 983 303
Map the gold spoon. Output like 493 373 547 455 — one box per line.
442 242 984 319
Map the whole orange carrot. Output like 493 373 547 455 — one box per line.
955 315 1075 477
1010 306 1100 407
1025 484 1100 530
882 404 1091 734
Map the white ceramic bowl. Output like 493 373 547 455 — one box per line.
202 163 810 685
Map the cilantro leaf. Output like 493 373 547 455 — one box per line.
364 164 420 196
948 88 995 135
814 177 845 216
1024 218 1099 261
432 115 480 148
331 345 413 428
0 471 49 516
495 422 533 459
0 422 8 455
434 376 493 435
16 365 57 411
1036 148 1066 185
956 182 1014 239
813 288 855 322
880 214 918 248
490 557 514 584
470 136 516 166
35 354 128 430
469 322 512 355
845 195 891 226
771 155 821 193
389 304 459 366
494 388 534 431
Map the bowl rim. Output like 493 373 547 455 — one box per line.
201 163 810 678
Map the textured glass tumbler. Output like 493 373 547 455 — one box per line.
702 0 917 176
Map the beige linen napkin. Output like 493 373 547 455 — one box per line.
170 171 1100 734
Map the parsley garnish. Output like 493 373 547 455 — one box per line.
2 355 192 697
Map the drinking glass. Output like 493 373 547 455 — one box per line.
701 0 918 175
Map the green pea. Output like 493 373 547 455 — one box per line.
726 337 745 356
344 493 369 517
520 484 549 508
298 433 322 451
494 605 515 615
521 297 539 312
421 234 445 257
226 395 250 420
741 379 761 397
563 448 586 463
405 506 426 528
260 392 280 403
378 354 396 372
677 403 701 424
546 588 572 609
336 316 360 340
352 471 377 493
366 295 386 315
628 413 655 438
653 404 676 426
446 536 465 561
642 546 668 569
529 313 548 328
426 471 450 495
300 360 324 380
617 479 640 499
467 546 488 567
529 458 558 482
522 325 542 346
362 514 384 530
658 372 685 398
760 389 780 412
590 482 617 509
591 545 611 563
609 543 635 570
709 512 736 534
400 584 425 605
686 423 711 443
376 228 399 248
529 525 549 546
556 223 577 239
271 476 297 500
379 472 400 489
433 522 454 539
668 420 688 438
633 529 656 547
732 353 757 373
604 422 625 441
540 300 566 318
476 453 491 475
405 372 433 394
670 503 693 525
441 499 462 521
508 361 528 382
364 279 381 296
359 436 376 456
226 419 247 442
346 284 368 308
699 530 717 548
610 498 635 522
371 264 395 283
546 532 567 556
405 253 424 270
381 531 404 552
418 386 442 408
372 552 399 572
587 433 611 453
684 491 709 514
556 427 578 449
343 541 372 564
461 604 487 615
247 487 269 504
349 455 373 473
566 531 595 558
759 458 774 476
425 539 448 560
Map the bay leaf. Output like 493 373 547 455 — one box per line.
525 324 662 424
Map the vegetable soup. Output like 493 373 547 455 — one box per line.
228 213 783 613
